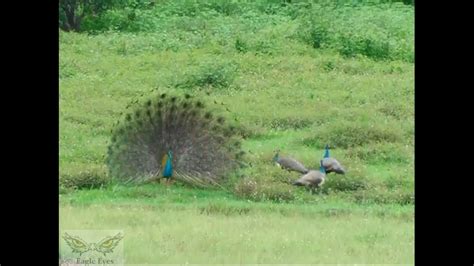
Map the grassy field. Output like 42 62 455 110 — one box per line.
60 1 414 264
60 185 413 264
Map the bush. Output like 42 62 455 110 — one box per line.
297 3 413 62
383 174 413 190
60 166 110 190
176 60 238 90
345 143 412 164
337 33 391 60
258 183 295 202
352 187 414 205
302 121 403 148
234 177 259 200
321 171 369 193
233 177 294 203
267 117 313 130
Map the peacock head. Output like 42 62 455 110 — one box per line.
323 144 330 158
319 160 326 174
167 150 173 159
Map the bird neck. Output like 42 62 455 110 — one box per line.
323 148 330 158
273 153 279 162
319 165 326 174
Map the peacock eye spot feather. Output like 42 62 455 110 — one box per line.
196 101 204 108
160 93 167 99
170 97 177 103
146 100 151 107
125 114 132 121
204 112 212 119
217 117 225 124
184 93 191 99
135 110 141 118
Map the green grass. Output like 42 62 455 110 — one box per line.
60 1 414 264
61 204 413 264
60 184 413 264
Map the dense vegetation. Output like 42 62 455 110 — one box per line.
59 1 414 263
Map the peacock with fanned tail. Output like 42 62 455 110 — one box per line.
106 92 244 187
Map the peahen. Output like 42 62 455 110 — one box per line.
292 160 326 194
321 144 346 174
273 149 309 174
106 92 244 187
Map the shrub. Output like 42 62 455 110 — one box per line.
345 143 412 164
321 172 369 193
297 3 413 62
352 186 414 205
302 121 403 148
60 166 110 190
233 177 294 203
176 60 238 90
267 118 313 130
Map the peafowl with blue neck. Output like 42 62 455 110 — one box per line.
321 144 346 174
106 92 244 187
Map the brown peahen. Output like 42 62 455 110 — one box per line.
292 160 326 194
272 149 309 174
106 92 244 187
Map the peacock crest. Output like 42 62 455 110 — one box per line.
106 92 244 187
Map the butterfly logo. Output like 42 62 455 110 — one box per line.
62 232 124 256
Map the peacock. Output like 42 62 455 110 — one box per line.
273 149 309 174
321 144 346 174
292 160 326 194
106 92 244 187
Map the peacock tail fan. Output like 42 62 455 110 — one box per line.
107 92 244 187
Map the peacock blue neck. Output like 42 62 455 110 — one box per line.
273 152 279 162
319 160 326 174
319 166 326 173
324 145 330 158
